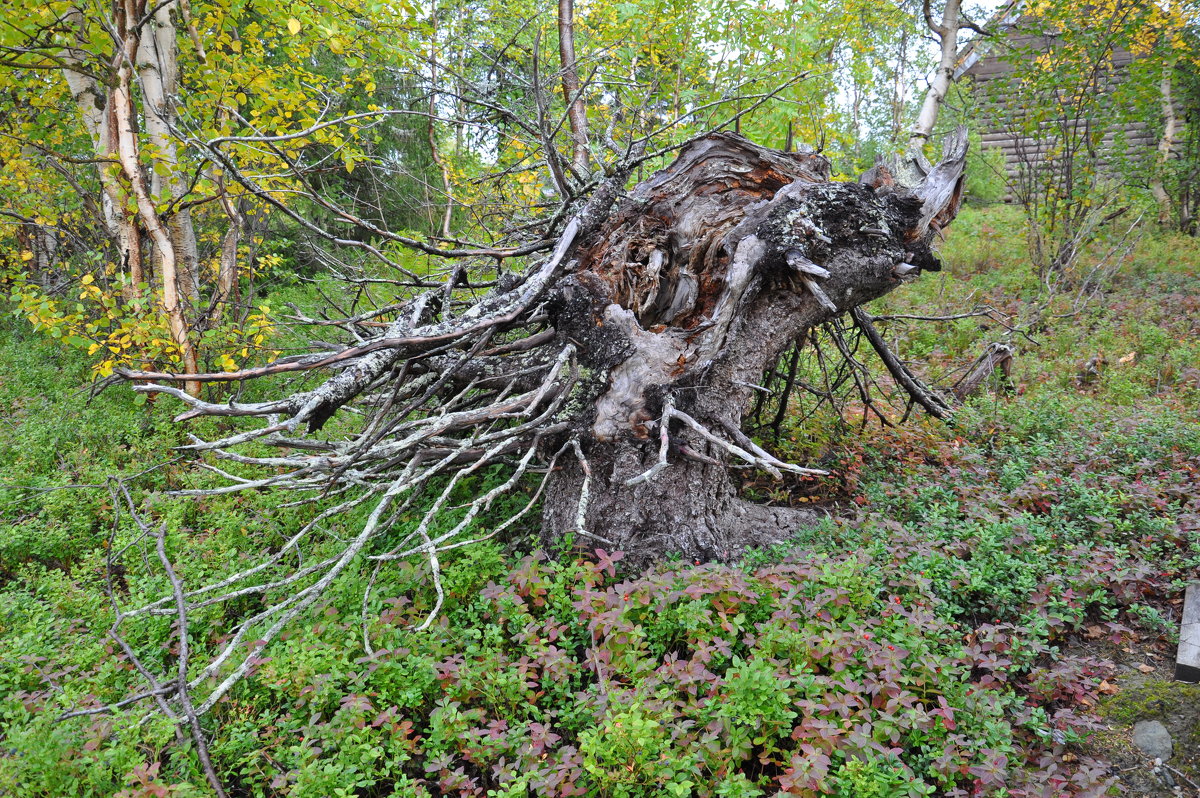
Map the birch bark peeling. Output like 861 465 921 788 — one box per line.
113 13 200 393
62 7 143 292
137 3 201 305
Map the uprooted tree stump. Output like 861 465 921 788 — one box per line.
540 132 965 557
122 130 967 652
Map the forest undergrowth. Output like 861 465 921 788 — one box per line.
1 206 1198 797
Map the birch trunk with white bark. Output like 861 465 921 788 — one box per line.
62 8 145 290
137 3 202 304
1150 55 1179 226
909 0 963 155
63 3 200 393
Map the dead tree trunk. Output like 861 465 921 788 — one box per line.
541 134 964 556
124 131 967 567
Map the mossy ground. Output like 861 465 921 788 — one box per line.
1095 676 1200 794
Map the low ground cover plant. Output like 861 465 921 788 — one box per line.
1 208 1198 796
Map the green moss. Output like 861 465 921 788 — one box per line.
1097 679 1200 727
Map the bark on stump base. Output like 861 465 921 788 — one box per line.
539 131 966 562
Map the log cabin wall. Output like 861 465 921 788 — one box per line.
956 13 1176 202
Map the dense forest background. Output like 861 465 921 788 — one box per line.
1 0 1200 795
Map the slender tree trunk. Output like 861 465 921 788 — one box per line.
111 0 199 392
62 7 144 292
427 15 454 239
1150 52 1178 226
62 2 197 389
208 193 243 327
557 0 590 174
892 28 911 142
137 2 201 305
909 0 962 155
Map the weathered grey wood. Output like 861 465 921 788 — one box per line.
953 342 1014 400
541 131 969 559
134 131 969 566
1177 583 1200 683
